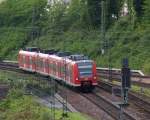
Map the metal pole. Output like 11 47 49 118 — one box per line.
119 104 123 120
101 0 106 55
50 77 55 120
62 57 68 118
101 1 112 82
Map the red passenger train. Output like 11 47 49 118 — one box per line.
18 47 97 91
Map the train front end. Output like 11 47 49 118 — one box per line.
71 55 97 91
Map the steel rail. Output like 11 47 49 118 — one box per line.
81 92 136 120
97 81 150 116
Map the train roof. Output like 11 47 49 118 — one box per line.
19 50 37 56
19 48 93 63
38 52 49 58
40 49 59 54
23 47 40 52
56 51 71 57
68 54 88 61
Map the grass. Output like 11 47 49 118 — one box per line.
0 94 91 120
0 70 92 120
131 85 150 97
112 80 150 97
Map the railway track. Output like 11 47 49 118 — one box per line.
26 84 77 112
1 61 150 120
97 69 150 88
98 81 150 119
0 61 19 72
81 92 135 120
1 61 150 87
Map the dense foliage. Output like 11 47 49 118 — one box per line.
0 0 47 27
0 71 91 120
0 89 90 120
0 0 149 74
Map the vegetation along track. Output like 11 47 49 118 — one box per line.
0 84 9 100
1 61 150 120
0 61 19 72
0 62 113 120
97 69 150 88
98 81 150 119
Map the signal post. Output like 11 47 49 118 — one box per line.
121 58 131 104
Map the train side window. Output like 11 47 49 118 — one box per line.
44 60 48 69
34 58 37 66
37 59 39 68
43 60 45 68
48 63 50 70
45 61 48 69
66 65 69 76
39 60 41 68
45 61 46 68
46 61 49 69
61 66 65 74
42 60 44 68
53 62 56 72
38 59 41 68
58 62 61 74
29 57 32 65
70 66 72 79
49 62 52 70
67 65 70 77
38 60 40 68
40 59 43 68
21 55 23 64
52 62 54 73
55 62 57 72
23 56 25 64
32 58 35 65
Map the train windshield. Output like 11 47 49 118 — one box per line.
77 62 93 77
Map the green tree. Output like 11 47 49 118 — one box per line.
87 0 101 27
0 0 47 27
134 0 143 17
106 0 124 26
143 0 150 23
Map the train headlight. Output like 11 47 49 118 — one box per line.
76 78 79 81
94 76 96 80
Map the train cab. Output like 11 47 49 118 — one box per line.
70 55 97 89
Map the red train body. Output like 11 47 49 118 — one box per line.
18 48 97 90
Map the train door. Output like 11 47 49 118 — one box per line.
48 59 52 75
68 64 73 84
19 54 23 67
32 56 36 71
56 61 59 78
57 62 61 79
60 62 63 79
43 59 46 73
60 62 65 80
66 63 69 82
50 59 54 76
37 57 43 73
53 61 56 76
29 56 32 71
45 59 49 74
40 58 44 73
36 56 39 72
25 55 29 69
